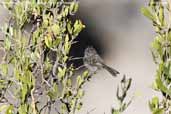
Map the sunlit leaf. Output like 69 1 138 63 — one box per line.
4 38 11 51
51 24 60 35
47 83 58 100
70 2 79 14
45 33 52 48
18 104 28 114
0 64 8 76
141 7 156 22
53 37 61 47
6 105 14 114
73 20 85 37
58 66 66 79
77 75 83 87
64 34 71 54
159 4 164 26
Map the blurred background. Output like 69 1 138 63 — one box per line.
0 0 160 114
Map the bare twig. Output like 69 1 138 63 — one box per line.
75 65 85 71
55 107 61 114
31 88 37 114
86 108 96 114
69 56 83 61
60 99 71 113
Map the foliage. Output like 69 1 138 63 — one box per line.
0 0 89 114
112 75 132 114
141 0 171 114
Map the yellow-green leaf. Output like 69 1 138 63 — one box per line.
64 34 70 54
51 24 60 35
6 105 14 114
77 75 83 87
45 34 52 48
73 20 85 37
141 7 156 22
0 64 8 76
70 2 79 14
4 38 11 50
58 66 66 79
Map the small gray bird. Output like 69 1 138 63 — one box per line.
83 46 119 77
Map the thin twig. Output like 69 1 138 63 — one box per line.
69 57 83 61
48 101 52 114
31 88 37 114
52 57 59 77
86 108 96 114
72 98 78 114
75 65 85 70
60 99 71 113
39 100 55 114
40 102 49 113
38 42 52 88
0 39 4 42
55 107 61 114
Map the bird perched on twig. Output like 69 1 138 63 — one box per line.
83 46 119 77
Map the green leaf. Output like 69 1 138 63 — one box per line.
4 38 11 50
43 18 49 27
149 101 153 111
0 63 8 76
152 81 159 91
62 7 69 17
77 89 84 98
149 97 164 114
24 71 34 88
47 83 58 100
18 104 28 114
4 0 13 10
77 75 83 87
70 2 79 14
152 97 159 107
52 37 61 47
168 29 171 41
67 79 72 87
63 56 68 63
30 52 39 62
163 62 171 78
77 102 83 110
0 79 6 90
155 70 171 96
58 66 66 79
67 21 73 34
64 34 71 54
6 105 14 114
141 7 156 22
151 37 162 56
153 108 164 114
53 83 58 95
82 70 89 79
51 24 60 35
73 20 85 37
112 110 120 114
14 68 20 80
45 34 52 48
61 103 67 113
159 4 164 26
21 84 28 103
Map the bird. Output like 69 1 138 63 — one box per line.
83 46 119 77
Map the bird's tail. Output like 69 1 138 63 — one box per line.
101 63 119 77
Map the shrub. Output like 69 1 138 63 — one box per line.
0 0 88 114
